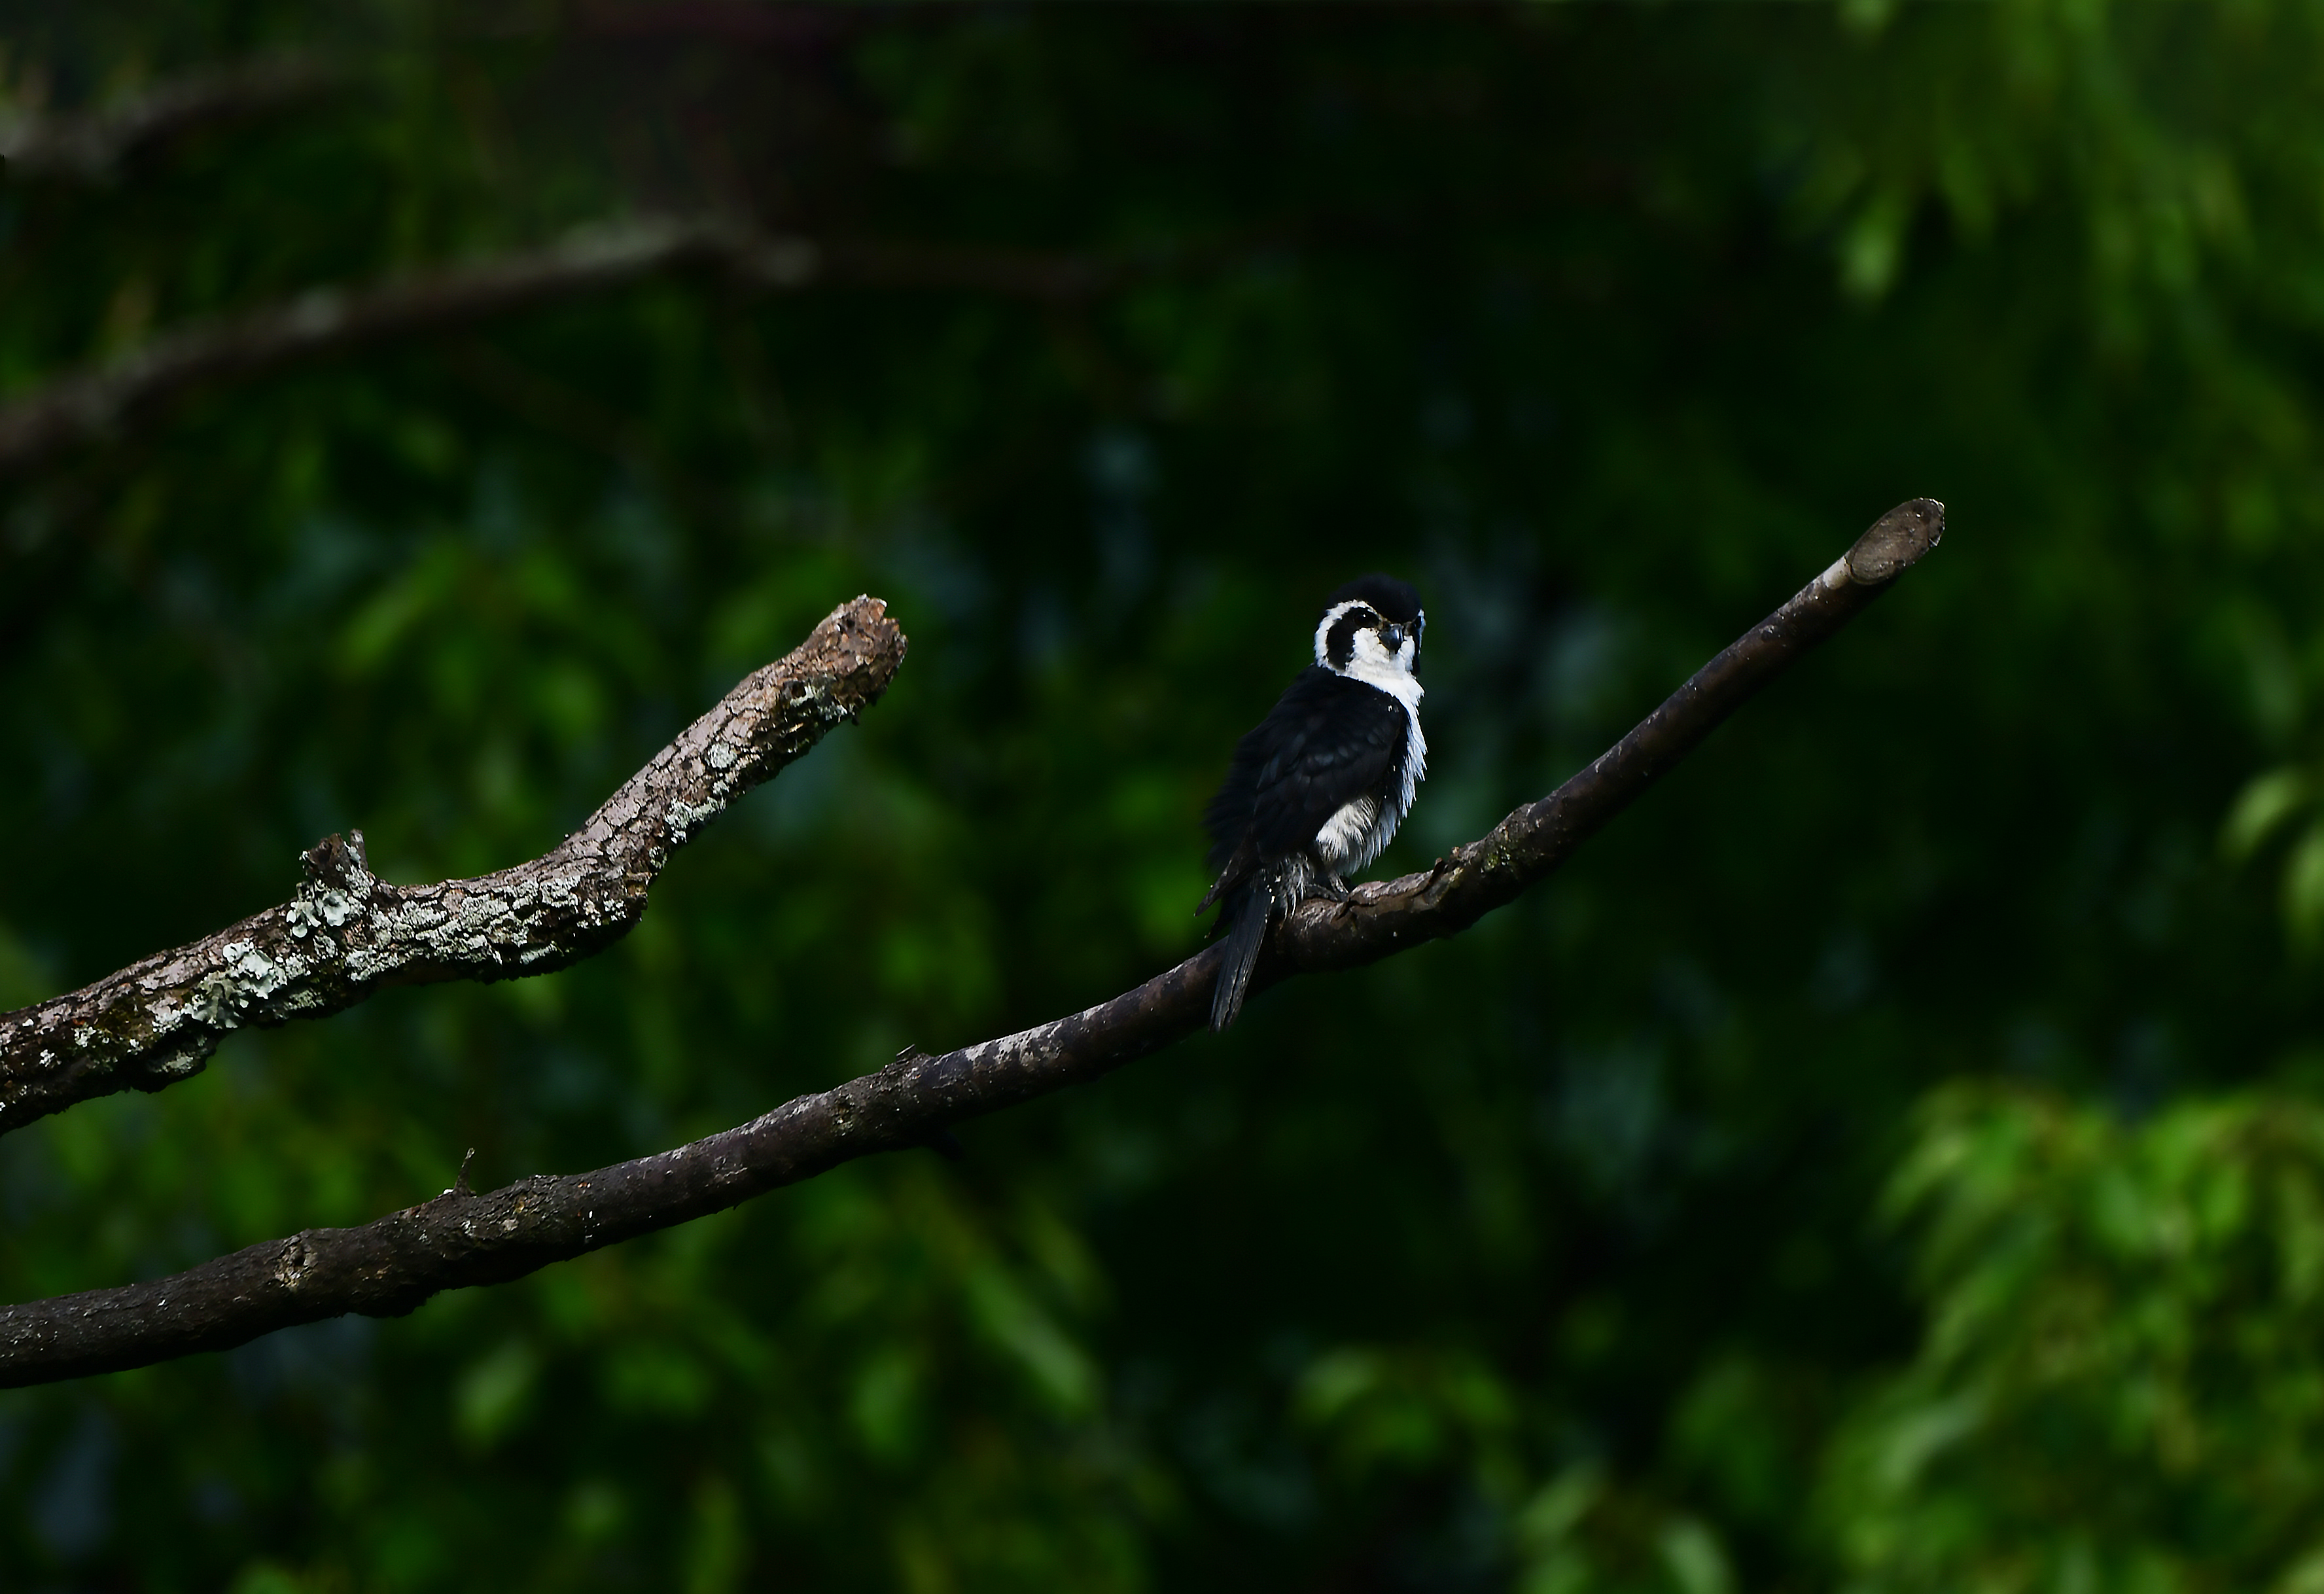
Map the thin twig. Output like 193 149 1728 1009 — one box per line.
0 596 906 1134
0 500 1943 1387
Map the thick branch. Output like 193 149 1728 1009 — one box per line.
0 55 345 183
0 501 1941 1387
0 597 906 1134
0 217 1109 480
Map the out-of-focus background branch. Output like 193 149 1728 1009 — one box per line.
0 215 1112 479
3 4 2324 1591
0 50 343 182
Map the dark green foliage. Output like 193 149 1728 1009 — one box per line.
4 2 2324 1587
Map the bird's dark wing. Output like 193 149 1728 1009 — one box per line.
1249 671 1407 855
1205 668 1406 879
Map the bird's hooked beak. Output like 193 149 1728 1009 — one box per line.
1380 622 1407 652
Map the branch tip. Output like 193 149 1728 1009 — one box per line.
1844 498 1945 586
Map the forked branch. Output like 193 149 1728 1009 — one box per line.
0 501 1942 1386
0 597 906 1132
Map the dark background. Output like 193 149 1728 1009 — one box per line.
5 3 2324 1589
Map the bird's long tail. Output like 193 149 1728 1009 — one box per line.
1210 874 1273 1032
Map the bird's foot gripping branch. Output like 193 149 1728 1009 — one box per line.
0 500 1939 1387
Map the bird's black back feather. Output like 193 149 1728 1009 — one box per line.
1203 667 1409 900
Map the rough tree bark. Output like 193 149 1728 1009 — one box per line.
0 217 1111 480
0 499 1942 1387
0 597 906 1133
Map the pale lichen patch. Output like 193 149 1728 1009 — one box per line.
188 972 239 1027
665 797 723 846
286 885 352 938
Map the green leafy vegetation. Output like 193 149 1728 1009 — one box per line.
5 1 2324 1587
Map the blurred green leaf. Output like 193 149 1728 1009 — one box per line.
2225 767 2311 860
454 1338 540 1452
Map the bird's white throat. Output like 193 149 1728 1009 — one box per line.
1337 650 1424 717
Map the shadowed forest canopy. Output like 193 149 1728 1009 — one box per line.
5 2 2324 1589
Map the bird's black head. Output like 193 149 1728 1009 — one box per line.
1314 573 1426 675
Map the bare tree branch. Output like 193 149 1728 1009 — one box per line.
0 500 1942 1387
0 596 906 1136
0 217 1112 481
0 54 345 183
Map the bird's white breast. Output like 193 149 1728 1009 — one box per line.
1314 662 1426 876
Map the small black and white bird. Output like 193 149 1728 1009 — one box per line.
1199 574 1427 1031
